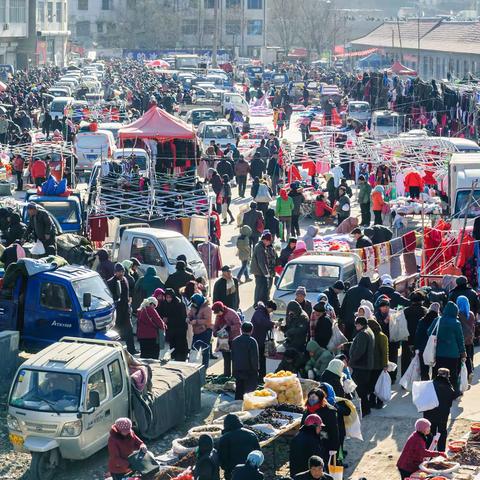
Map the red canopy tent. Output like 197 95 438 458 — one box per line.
145 59 170 69
118 106 195 142
387 61 417 76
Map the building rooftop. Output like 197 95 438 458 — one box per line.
351 19 480 55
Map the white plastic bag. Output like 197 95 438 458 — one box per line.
374 371 392 403
399 352 422 391
423 319 439 366
327 322 348 352
31 239 46 255
412 380 439 412
344 398 363 440
389 309 410 342
343 378 357 395
328 453 344 480
387 361 397 372
459 361 468 393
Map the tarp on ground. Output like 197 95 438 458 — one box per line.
118 106 195 141
387 61 417 76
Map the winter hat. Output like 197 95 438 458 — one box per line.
296 286 307 296
114 262 125 273
360 299 374 312
456 275 468 286
415 418 431 434
428 302 440 313
164 288 176 298
261 230 272 241
212 301 226 313
304 414 324 427
153 288 165 299
115 417 132 433
333 280 345 290
190 293 206 307
375 295 390 308
381 274 393 286
357 305 373 319
325 359 345 378
313 302 326 313
121 259 133 271
437 368 450 378
242 321 253 333
266 300 277 310
247 450 265 467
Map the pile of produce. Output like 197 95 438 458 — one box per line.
249 427 272 442
243 388 278 410
155 467 185 480
244 407 292 429
273 403 305 414
453 445 480 466
173 451 196 469
177 437 199 449
188 425 223 438
264 371 304 406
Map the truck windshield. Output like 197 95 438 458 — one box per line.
278 264 341 292
204 125 234 139
159 237 204 265
350 103 369 113
73 276 113 310
455 190 480 218
10 369 81 413
37 201 78 224
376 116 396 127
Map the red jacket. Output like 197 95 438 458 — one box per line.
108 425 145 474
213 307 241 341
397 431 438 473
315 199 333 217
136 305 165 339
404 171 425 192
31 159 47 179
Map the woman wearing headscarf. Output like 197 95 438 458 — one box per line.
371 185 385 225
133 266 164 311
159 288 188 361
375 295 399 383
188 293 213 369
397 418 446 480
415 303 440 380
231 450 264 480
137 296 166 359
428 301 465 393
121 259 135 293
301 388 340 465
456 295 475 378
108 417 146 480
194 434 220 480
312 302 333 349
321 359 345 397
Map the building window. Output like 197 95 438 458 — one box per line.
101 0 111 10
226 20 240 35
0 0 5 22
47 1 53 20
55 2 62 22
204 0 214 8
10 0 26 22
226 0 240 7
472 61 477 75
203 19 214 34
464 60 468 75
77 0 88 9
247 0 262 8
247 19 262 35
182 19 198 35
97 21 104 33
76 20 90 36
247 46 260 57
37 1 45 22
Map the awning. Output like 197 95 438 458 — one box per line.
336 48 378 58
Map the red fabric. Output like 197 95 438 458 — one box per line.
403 231 416 252
404 171 425 192
315 200 333 217
108 426 145 474
119 106 195 141
211 210 221 240
287 165 302 183
12 156 24 172
397 432 439 473
302 159 316 176
457 232 475 268
89 216 109 242
136 305 165 339
31 159 47 179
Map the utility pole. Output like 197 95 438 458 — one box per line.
212 0 218 67
417 15 421 74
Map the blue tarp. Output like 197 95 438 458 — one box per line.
358 52 388 69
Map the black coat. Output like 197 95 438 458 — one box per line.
340 278 374 328
250 157 266 179
217 160 234 180
404 304 427 345
217 416 260 477
364 225 393 245
232 334 259 379
355 235 373 248
194 451 220 480
232 464 263 480
320 369 345 397
289 425 325 476
314 315 333 349
294 473 333 480
323 287 341 317
213 277 240 310
373 286 410 309
449 285 479 316
301 405 340 455
279 245 295 267
242 209 263 235
165 269 195 295
423 377 456 424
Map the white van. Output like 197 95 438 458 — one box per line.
74 130 116 170
114 225 208 282
221 92 249 117
48 86 72 98
197 120 236 152
49 96 74 121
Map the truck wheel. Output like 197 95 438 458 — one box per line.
30 450 60 480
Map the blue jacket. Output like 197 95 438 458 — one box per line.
428 302 465 359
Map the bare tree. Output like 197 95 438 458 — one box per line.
269 0 300 53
